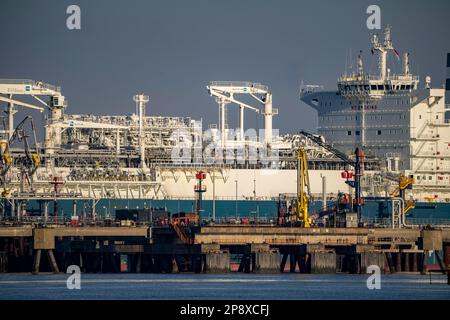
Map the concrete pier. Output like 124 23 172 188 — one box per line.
253 250 280 273
310 251 336 274
204 251 230 273
0 224 449 274
360 252 385 274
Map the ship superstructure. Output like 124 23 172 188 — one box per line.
301 27 450 201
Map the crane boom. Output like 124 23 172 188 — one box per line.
207 89 260 113
299 130 365 223
299 130 353 165
0 96 44 112
297 148 311 227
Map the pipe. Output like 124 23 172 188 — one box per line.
239 105 244 141
322 175 326 211
220 101 226 148
212 172 216 222
264 93 272 145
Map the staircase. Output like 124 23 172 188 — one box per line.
404 201 415 215
172 221 194 244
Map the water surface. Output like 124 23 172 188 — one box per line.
0 273 449 300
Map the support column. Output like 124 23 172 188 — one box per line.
253 250 280 273
7 95 15 139
385 252 395 273
280 253 288 273
396 252 402 272
289 254 297 273
322 175 327 211
72 200 77 219
360 252 385 274
264 93 273 145
212 172 216 222
11 200 15 219
204 251 230 273
238 254 251 273
444 243 450 268
421 252 427 275
92 199 96 221
310 251 336 274
220 101 226 148
404 253 410 272
47 250 60 273
116 128 120 155
0 252 7 273
43 201 49 224
239 105 244 141
412 253 418 272
32 250 42 274
435 250 446 274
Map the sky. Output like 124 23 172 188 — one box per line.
0 0 449 135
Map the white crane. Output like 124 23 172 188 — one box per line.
0 79 66 153
207 81 277 147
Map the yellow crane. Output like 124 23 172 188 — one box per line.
296 148 311 227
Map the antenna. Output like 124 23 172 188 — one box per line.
357 50 364 76
349 48 353 73
425 76 431 89
402 53 410 76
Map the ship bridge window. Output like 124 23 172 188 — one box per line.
405 85 411 90
377 130 381 135
377 85 383 90
371 85 377 90
400 85 405 90
355 130 360 136
347 131 352 136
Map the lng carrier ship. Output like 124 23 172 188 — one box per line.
0 26 449 221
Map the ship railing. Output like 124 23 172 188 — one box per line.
153 162 234 169
360 217 450 228
0 216 152 227
159 195 278 201
205 216 276 225
338 74 419 82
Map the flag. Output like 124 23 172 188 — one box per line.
394 49 400 60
